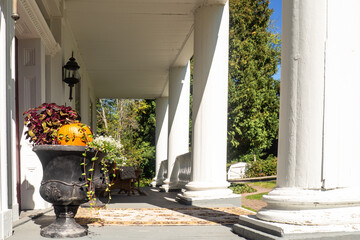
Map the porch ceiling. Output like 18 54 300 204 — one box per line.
64 0 210 99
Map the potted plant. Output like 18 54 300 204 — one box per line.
23 103 103 238
23 103 80 145
82 135 126 207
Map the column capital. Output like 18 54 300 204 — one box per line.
195 0 228 12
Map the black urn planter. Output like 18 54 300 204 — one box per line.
33 145 105 238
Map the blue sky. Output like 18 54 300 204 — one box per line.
269 0 282 80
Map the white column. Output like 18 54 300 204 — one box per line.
0 1 15 239
151 97 168 187
177 2 236 203
256 0 360 226
161 63 190 191
9 11 19 223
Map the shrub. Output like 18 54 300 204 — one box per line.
228 153 256 164
139 178 153 187
245 155 277 178
229 183 257 194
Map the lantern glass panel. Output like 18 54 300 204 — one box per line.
65 69 79 79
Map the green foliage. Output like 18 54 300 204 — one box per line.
229 183 257 194
96 99 156 179
234 153 258 163
245 155 277 177
139 178 153 187
245 192 268 200
228 0 281 160
96 99 121 138
123 100 156 178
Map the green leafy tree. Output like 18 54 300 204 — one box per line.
96 98 156 178
228 0 281 161
122 99 156 178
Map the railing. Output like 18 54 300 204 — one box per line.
169 152 192 190
154 152 192 190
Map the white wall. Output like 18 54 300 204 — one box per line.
18 38 49 210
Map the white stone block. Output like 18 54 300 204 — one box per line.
227 162 247 180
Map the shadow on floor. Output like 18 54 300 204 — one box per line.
32 215 55 229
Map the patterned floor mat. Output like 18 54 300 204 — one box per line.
75 207 255 226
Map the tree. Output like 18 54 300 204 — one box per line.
96 99 120 138
228 0 281 161
96 98 156 178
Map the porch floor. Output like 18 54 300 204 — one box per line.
10 187 250 240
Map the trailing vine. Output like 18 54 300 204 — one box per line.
81 148 98 208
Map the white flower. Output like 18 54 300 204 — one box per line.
93 135 122 149
92 135 126 165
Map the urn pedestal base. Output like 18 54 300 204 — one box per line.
40 205 87 238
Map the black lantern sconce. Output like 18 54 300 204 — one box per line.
63 52 80 101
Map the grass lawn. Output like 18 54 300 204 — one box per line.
251 180 276 189
245 192 268 200
229 181 276 194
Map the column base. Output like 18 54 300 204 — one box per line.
257 187 360 225
150 180 157 187
151 179 165 188
159 184 182 192
160 177 186 192
176 181 240 206
233 215 360 240
176 191 241 206
160 181 187 192
0 209 13 239
159 178 170 192
257 206 360 226
159 184 170 192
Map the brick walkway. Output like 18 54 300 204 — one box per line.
241 184 273 212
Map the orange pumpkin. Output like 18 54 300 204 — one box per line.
57 123 93 146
